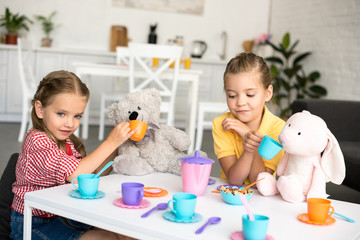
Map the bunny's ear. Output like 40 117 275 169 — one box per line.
320 129 346 184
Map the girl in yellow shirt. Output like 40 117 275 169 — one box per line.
212 52 285 188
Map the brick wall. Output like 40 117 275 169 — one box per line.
270 0 360 101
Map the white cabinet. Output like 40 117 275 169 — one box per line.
0 45 227 126
0 49 7 113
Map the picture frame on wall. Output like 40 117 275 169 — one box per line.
112 0 205 15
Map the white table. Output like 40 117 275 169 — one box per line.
24 173 360 240
74 62 202 153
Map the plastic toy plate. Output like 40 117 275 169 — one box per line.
297 213 336 225
69 190 105 199
230 231 274 240
113 198 151 209
163 211 202 223
144 187 168 197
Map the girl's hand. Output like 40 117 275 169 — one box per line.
106 122 136 146
222 117 250 138
243 131 263 153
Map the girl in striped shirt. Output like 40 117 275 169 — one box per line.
10 70 135 240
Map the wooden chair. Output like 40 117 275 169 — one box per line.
98 47 130 140
195 101 228 150
128 43 183 126
17 38 37 142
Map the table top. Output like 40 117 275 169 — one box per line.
25 173 360 240
73 61 203 77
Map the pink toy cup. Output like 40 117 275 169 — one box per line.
179 150 214 196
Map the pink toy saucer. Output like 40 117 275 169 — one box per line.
113 198 150 209
230 231 274 240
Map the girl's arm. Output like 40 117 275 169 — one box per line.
221 117 269 185
66 122 135 182
93 149 117 176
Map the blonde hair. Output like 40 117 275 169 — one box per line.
223 52 272 89
29 70 90 156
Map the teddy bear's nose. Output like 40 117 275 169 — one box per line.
129 111 138 121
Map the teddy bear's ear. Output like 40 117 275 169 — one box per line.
107 102 122 124
147 88 161 101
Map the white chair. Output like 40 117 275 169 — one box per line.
98 46 130 140
195 101 228 150
128 42 183 126
17 38 37 142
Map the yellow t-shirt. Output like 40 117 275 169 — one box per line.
212 106 285 183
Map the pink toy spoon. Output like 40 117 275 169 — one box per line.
239 193 255 221
144 188 162 194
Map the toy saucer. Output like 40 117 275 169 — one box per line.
297 213 336 225
113 198 150 209
69 190 105 199
230 231 274 240
208 178 216 185
163 211 202 223
144 187 168 197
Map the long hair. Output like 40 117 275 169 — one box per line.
29 70 90 156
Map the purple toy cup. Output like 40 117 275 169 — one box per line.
121 182 144 206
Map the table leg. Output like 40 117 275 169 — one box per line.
23 201 32 240
187 77 199 153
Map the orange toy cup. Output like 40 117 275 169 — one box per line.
152 58 159 67
184 58 191 69
307 198 335 223
129 120 148 141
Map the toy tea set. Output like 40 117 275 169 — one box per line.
68 118 351 239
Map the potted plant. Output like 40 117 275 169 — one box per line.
0 8 33 45
264 32 327 118
34 11 59 47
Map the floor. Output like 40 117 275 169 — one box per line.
1 122 359 204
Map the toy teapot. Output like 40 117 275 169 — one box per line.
179 150 214 196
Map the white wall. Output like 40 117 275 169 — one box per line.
270 0 360 101
1 0 270 62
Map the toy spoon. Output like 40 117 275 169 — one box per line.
333 212 355 223
239 193 255 221
141 203 168 218
195 217 221 234
94 161 113 178
240 177 265 194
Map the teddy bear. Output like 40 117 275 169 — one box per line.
256 110 346 203
107 88 191 176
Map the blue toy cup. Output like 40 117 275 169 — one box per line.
242 214 269 240
168 192 197 219
258 135 283 160
71 174 99 197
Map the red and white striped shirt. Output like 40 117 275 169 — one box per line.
11 129 83 217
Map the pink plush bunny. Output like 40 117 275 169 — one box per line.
256 110 346 203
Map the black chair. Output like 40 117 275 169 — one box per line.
0 153 18 240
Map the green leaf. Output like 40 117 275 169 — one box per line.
265 57 284 65
282 33 290 49
309 71 321 82
309 85 327 96
266 40 282 53
293 52 312 66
